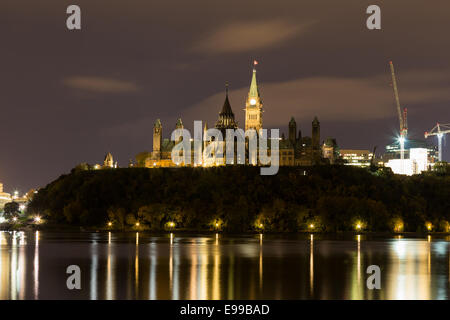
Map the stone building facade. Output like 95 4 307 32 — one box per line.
142 65 328 168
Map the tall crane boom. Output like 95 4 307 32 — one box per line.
389 61 405 135
389 61 407 164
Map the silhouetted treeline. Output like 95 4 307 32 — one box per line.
27 164 450 232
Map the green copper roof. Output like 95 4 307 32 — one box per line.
176 118 183 127
154 119 161 128
248 69 259 98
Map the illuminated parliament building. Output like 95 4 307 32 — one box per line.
141 65 326 168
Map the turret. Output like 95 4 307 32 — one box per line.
103 152 114 168
175 118 183 130
312 116 320 150
289 117 297 145
215 83 237 132
203 121 208 150
153 119 162 158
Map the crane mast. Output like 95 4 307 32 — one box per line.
389 61 407 161
425 123 450 162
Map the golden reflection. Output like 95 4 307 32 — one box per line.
350 234 363 299
227 254 234 299
189 252 197 299
19 232 25 246
199 251 207 299
11 232 17 300
169 237 173 297
135 233 139 298
357 235 361 283
18 234 26 300
90 240 97 300
259 240 263 292
106 232 114 300
0 233 3 298
215 233 219 246
0 231 6 245
149 244 157 300
310 234 314 297
259 233 263 246
388 239 431 299
212 244 220 300
427 237 431 275
172 244 179 300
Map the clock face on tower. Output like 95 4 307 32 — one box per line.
250 98 256 105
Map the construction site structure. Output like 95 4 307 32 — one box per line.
389 61 408 161
425 123 450 162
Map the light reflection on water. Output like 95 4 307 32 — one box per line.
0 231 449 300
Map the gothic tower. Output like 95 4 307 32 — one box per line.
289 117 297 145
215 84 238 134
103 152 114 168
312 116 320 151
175 118 184 143
245 63 263 132
175 118 183 130
203 121 208 150
153 119 162 158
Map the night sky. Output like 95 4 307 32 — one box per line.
1 0 450 192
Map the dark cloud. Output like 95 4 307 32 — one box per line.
63 76 139 93
192 20 315 54
184 68 450 127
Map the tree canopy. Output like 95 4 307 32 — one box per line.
27 165 450 232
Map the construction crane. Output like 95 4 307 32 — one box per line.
425 123 450 162
389 61 408 160
370 146 378 171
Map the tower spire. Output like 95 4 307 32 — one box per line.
249 60 259 98
245 60 263 132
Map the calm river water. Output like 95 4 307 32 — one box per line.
0 231 449 300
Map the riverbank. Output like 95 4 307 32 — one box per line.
26 165 450 233
2 222 449 238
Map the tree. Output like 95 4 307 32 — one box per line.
135 152 150 167
4 202 19 218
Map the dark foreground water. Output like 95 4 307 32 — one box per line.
0 231 449 300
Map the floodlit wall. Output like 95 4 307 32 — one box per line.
386 148 428 175
410 148 428 174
